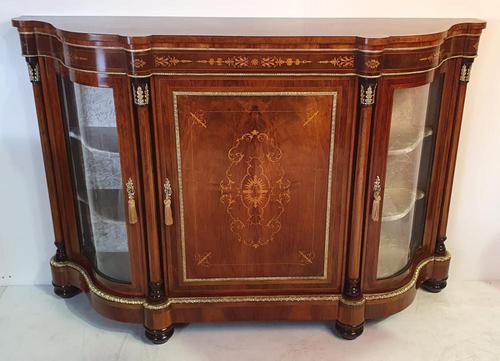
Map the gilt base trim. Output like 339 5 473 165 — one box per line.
50 252 451 311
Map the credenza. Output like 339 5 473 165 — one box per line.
12 16 486 343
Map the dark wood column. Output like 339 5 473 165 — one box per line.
344 79 377 300
131 78 165 303
26 57 68 261
437 59 474 256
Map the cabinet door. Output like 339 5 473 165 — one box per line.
57 73 146 294
155 77 354 295
364 70 448 290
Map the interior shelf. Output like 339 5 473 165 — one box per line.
388 127 433 156
69 126 119 154
68 136 122 190
382 188 425 222
77 199 128 252
77 189 125 223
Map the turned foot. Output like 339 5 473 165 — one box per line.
421 278 448 293
335 321 364 340
144 326 174 344
52 283 81 298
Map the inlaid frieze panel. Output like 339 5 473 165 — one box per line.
17 30 482 78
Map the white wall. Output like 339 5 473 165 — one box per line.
1 0 499 285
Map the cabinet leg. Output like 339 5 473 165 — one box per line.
334 321 364 340
52 282 81 299
144 326 174 344
421 278 448 293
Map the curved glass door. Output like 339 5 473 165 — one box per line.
377 77 443 278
58 79 131 283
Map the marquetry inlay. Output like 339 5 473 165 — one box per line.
132 58 146 68
172 91 337 282
155 55 192 67
365 59 380 69
220 129 291 249
419 53 439 63
195 252 212 267
318 56 354 67
189 111 208 128
298 251 315 265
260 57 312 67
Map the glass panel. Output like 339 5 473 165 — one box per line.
377 77 443 278
58 78 131 283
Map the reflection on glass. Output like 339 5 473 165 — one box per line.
58 79 131 282
377 77 443 278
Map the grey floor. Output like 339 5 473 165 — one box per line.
0 282 499 361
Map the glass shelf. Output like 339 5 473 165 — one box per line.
77 189 125 223
69 126 119 154
382 188 425 222
69 136 122 190
388 127 433 156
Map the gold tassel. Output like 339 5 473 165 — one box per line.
371 176 382 222
128 198 138 224
165 199 173 226
371 195 381 222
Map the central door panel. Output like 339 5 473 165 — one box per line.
155 77 354 295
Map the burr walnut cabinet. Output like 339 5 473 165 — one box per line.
12 16 485 342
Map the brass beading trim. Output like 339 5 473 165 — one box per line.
50 251 451 310
51 258 145 305
365 253 451 301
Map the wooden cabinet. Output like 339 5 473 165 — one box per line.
12 16 485 342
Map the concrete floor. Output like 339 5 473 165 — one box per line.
0 282 499 361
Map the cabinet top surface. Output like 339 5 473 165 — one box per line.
13 16 485 38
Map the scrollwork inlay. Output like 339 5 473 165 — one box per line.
220 129 291 249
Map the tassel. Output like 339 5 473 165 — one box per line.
165 199 174 226
371 195 381 222
128 198 138 224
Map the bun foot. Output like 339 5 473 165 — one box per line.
335 321 364 340
145 326 174 344
53 283 81 298
421 278 448 293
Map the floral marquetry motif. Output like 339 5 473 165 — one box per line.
220 129 291 249
260 57 312 67
365 59 380 69
318 56 354 67
132 58 147 68
155 55 192 67
197 56 250 67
